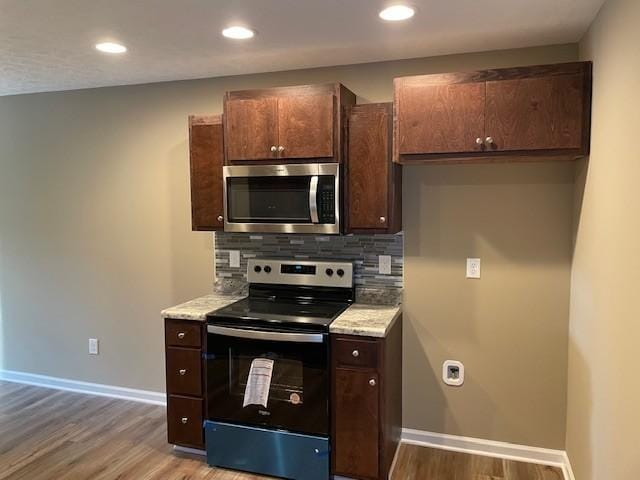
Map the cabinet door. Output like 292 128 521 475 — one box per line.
225 98 278 161
396 79 485 155
485 74 585 152
347 104 394 231
333 368 379 479
277 94 334 159
189 115 224 231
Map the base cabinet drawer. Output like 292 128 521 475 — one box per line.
166 347 202 396
334 337 379 369
165 319 202 348
167 395 204 449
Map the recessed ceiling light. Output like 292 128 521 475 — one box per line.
95 42 127 54
222 26 255 40
379 5 415 21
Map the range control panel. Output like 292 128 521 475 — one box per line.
247 259 354 289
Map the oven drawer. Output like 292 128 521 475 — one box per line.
333 337 380 369
165 319 202 348
167 395 204 448
166 347 202 396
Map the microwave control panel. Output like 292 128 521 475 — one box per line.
318 176 336 224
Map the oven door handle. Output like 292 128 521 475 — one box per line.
207 325 324 344
309 176 319 224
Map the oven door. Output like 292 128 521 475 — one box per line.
223 163 339 234
206 324 329 436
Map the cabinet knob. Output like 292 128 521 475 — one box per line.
181 417 188 424
352 350 359 358
270 145 277 153
278 146 285 152
475 137 483 145
177 332 186 340
485 136 494 145
178 369 187 376
379 216 386 224
369 378 376 387
217 215 223 222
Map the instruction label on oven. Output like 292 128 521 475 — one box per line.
243 358 274 409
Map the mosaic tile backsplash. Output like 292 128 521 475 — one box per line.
214 232 403 305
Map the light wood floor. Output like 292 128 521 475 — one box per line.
0 381 563 480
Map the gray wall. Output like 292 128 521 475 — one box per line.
0 43 577 448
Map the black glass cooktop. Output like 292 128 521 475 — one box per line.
208 296 350 330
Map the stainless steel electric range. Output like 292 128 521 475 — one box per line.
204 258 354 480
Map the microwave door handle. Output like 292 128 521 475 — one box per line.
207 325 324 344
309 176 319 224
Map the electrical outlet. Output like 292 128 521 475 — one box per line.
443 360 464 386
229 250 240 268
379 255 391 275
89 338 99 355
466 258 481 279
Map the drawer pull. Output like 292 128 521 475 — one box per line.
352 350 360 358
369 378 376 387
178 369 187 376
181 417 188 424
177 332 186 340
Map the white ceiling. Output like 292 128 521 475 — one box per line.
0 0 605 96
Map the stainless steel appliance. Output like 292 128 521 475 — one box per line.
204 258 354 480
223 163 340 234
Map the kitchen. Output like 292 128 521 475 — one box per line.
0 1 637 480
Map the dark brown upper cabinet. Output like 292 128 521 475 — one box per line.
224 83 355 163
346 103 402 233
394 61 592 164
224 98 278 161
396 81 486 156
188 115 224 231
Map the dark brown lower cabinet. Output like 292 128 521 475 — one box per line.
331 316 402 480
164 319 205 449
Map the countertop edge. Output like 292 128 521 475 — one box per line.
160 294 244 322
329 304 402 338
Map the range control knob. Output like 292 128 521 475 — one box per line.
264 265 272 273
337 269 345 277
254 265 262 273
325 268 334 276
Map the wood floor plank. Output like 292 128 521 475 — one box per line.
503 459 564 480
0 381 564 480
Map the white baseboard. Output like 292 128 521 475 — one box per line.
0 369 166 406
402 428 572 479
562 451 576 480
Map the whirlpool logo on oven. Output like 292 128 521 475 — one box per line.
258 410 271 416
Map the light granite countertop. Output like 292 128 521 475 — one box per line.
161 294 401 338
161 293 243 321
330 304 402 338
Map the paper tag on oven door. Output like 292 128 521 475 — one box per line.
243 358 274 409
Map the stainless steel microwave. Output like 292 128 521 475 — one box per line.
222 163 340 234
